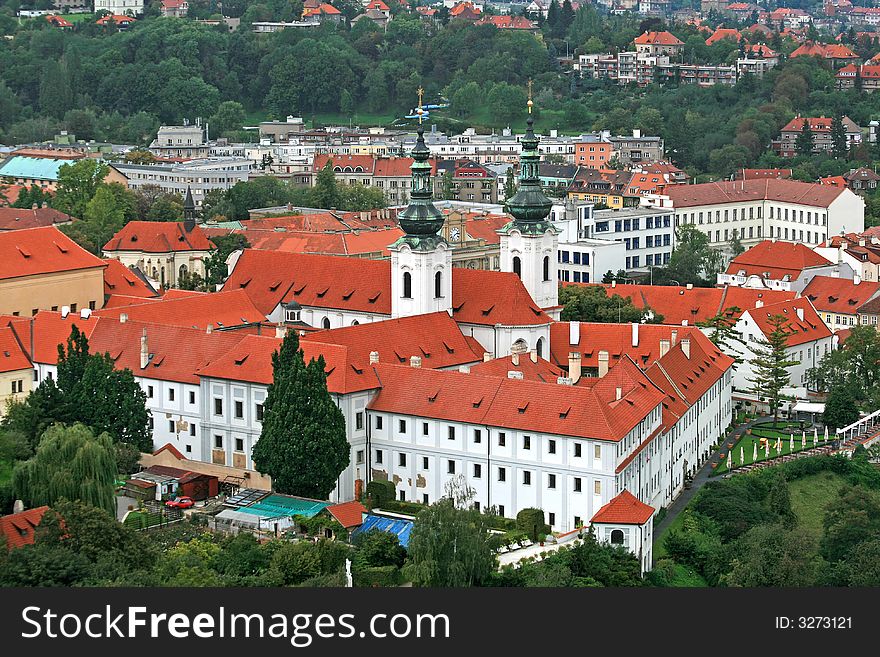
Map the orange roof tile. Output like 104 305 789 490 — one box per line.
93 289 266 330
0 207 73 232
634 30 683 46
745 297 831 346
468 354 565 383
590 491 653 525
0 325 31 373
103 221 213 254
802 275 880 315
666 178 848 209
102 259 158 299
1 506 50 551
3 311 100 365
327 501 366 528
726 241 833 280
0 226 106 280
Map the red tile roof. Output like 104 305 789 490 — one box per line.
706 28 741 45
327 501 366 528
368 357 665 443
739 168 791 180
726 241 833 280
302 312 482 371
3 311 100 365
102 259 158 299
0 325 31 373
468 354 565 383
802 275 880 315
476 15 536 29
666 178 848 209
745 297 831 346
634 30 684 46
225 250 552 327
0 207 73 232
96 14 136 24
791 41 858 60
242 227 404 257
1 506 50 551
0 226 106 281
94 289 266 330
103 221 213 254
590 491 653 525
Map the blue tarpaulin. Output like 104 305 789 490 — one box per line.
352 514 413 548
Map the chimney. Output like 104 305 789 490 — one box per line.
556 377 573 385
631 322 639 347
119 313 128 324
686 283 694 290
61 306 70 319
671 329 678 347
611 280 617 288
660 339 670 357
79 308 91 320
31 203 38 210
598 350 609 378
569 321 580 345
483 352 492 362
681 338 691 359
206 323 213 334
796 307 804 321
140 328 149 369
755 299 764 308
369 351 379 364
275 323 287 338
459 365 470 373
615 386 622 400
860 239 866 247
854 274 861 285
529 350 538 363
568 352 582 384
511 352 520 366
507 371 524 379
410 356 421 368
13 499 24 514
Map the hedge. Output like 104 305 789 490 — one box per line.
354 565 402 587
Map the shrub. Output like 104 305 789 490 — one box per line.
516 508 549 542
354 565 402 587
365 480 395 506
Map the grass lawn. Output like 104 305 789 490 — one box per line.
653 508 688 560
713 424 829 475
660 562 708 587
788 472 848 538
0 457 12 487
58 13 95 23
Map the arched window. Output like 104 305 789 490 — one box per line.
321 317 331 329
403 272 412 299
543 256 550 282
536 337 545 359
513 256 521 279
351 320 360 326
178 264 188 281
610 529 625 545
434 271 442 298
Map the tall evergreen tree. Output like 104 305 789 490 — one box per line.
698 306 744 369
795 119 814 157
830 115 848 159
313 162 341 209
251 331 349 498
748 314 797 426
503 167 517 204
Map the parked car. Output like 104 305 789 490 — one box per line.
165 496 195 509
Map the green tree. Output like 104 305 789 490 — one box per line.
52 159 110 220
205 233 251 286
313 162 341 209
451 82 481 118
728 229 745 257
209 101 246 138
795 119 814 157
722 524 818 587
251 331 349 498
503 167 517 203
823 384 860 432
820 485 880 563
439 170 455 200
559 283 663 323
403 477 495 587
698 306 744 368
748 314 797 426
830 115 848 159
352 529 406 569
12 424 117 514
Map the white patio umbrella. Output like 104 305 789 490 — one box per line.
824 426 829 442
753 442 758 462
813 428 818 446
727 451 732 469
802 431 806 449
765 441 770 459
740 446 744 465
789 433 794 452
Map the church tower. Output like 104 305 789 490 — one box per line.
498 84 560 312
183 185 196 232
390 89 453 319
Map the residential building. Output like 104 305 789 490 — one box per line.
718 240 852 292
655 63 737 86
0 226 106 317
0 325 31 419
608 132 665 166
836 63 880 92
773 115 862 158
803 275 880 330
149 123 209 159
312 154 436 206
0 206 74 232
574 135 613 169
160 0 188 17
94 0 143 16
434 159 498 204
0 507 49 551
110 158 252 208
790 41 858 67
815 233 880 282
591 491 654 574
730 297 833 400
666 178 865 249
567 168 639 209
102 259 158 302
633 30 684 57
736 44 780 78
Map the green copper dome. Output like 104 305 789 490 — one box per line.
396 126 445 245
505 116 553 233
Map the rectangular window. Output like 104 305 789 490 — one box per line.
574 477 582 492
548 439 556 454
356 450 364 465
473 463 482 478
574 443 582 458
398 453 407 467
235 438 244 452
523 436 531 450
399 419 406 433
234 400 243 419
498 432 506 447
148 385 154 398
375 415 383 430
474 429 482 443
422 422 429 436
375 449 383 464
498 467 506 482
214 435 223 449
523 471 532 485
498 505 505 517
356 412 364 431
399 490 406 502
594 445 601 459
168 420 175 433
189 391 195 404
447 460 456 474
549 513 555 526
423 494 429 505
190 424 196 437
256 404 264 421
574 516 582 528
422 457 429 470
448 426 455 440
214 398 222 415
548 474 556 489
168 388 175 402
594 480 602 495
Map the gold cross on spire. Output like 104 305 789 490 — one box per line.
527 79 533 115
417 86 424 124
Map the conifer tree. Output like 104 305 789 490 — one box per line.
830 115 848 159
795 119 814 157
698 306 744 369
748 314 797 426
252 331 349 499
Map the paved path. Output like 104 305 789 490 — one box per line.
652 417 790 542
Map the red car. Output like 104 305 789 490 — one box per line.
165 496 195 509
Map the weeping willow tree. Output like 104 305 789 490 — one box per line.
12 423 117 515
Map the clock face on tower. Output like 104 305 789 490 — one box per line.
450 227 461 242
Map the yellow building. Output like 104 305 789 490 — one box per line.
0 326 31 419
0 226 107 317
